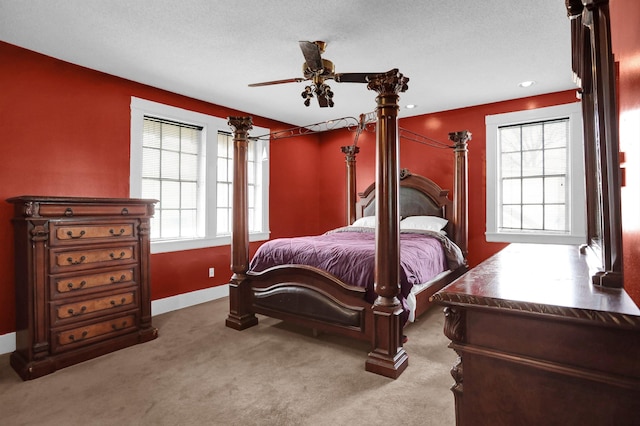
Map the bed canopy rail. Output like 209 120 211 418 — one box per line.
250 113 373 141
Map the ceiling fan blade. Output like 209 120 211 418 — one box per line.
248 77 306 87
333 72 384 83
299 41 324 71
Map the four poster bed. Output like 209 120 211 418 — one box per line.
226 69 470 378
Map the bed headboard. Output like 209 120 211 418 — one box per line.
356 169 454 231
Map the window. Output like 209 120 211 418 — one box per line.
486 103 586 244
216 131 265 235
141 117 202 240
130 97 269 253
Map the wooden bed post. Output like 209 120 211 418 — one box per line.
225 116 259 330
364 69 410 379
449 130 471 260
341 145 359 225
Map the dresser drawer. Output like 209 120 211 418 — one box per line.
50 243 137 273
52 313 138 353
51 221 137 246
38 202 149 217
51 267 136 299
51 290 137 326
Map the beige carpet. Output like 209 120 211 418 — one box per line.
0 298 456 425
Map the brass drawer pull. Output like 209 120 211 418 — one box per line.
69 330 88 341
109 228 126 236
67 306 87 316
109 251 126 260
66 280 87 291
66 255 86 265
111 320 128 331
110 297 127 307
121 208 129 215
64 208 74 217
66 230 86 239
110 274 127 283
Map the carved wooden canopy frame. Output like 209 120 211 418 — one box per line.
566 0 623 288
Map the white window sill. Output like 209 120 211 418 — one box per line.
151 231 270 254
486 231 586 245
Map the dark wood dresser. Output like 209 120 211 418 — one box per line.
7 196 158 380
432 244 640 425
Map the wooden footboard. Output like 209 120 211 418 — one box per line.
230 263 468 343
244 265 376 341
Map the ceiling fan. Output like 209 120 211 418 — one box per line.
248 41 383 108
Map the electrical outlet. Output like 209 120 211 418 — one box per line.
208 267 215 278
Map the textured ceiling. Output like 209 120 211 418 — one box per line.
0 0 575 127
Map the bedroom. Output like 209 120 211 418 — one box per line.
0 0 639 423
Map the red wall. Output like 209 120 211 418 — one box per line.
4 10 636 338
0 41 321 335
317 91 579 267
611 0 640 305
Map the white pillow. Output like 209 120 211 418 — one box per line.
351 216 376 228
400 215 448 232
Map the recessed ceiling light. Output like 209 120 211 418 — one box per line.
518 80 536 88
405 104 417 109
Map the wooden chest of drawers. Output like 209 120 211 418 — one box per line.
7 196 158 380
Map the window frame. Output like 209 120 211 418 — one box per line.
485 102 586 244
130 97 270 253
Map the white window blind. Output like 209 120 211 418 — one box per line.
142 117 203 240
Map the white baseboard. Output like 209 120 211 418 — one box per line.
0 284 229 356
151 284 229 316
0 332 15 357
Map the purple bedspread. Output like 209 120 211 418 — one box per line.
249 227 458 305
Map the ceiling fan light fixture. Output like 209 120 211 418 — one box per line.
301 85 314 107
250 41 381 108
